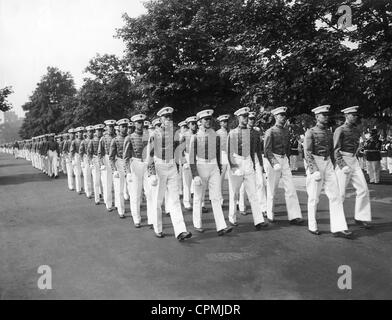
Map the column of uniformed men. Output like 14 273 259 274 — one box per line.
3 105 377 241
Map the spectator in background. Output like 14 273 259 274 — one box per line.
364 129 382 184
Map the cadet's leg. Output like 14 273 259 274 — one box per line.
244 172 265 225
281 157 302 220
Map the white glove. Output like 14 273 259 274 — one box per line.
312 171 322 181
90 164 94 169
71 160 76 166
273 163 281 171
183 163 190 169
113 171 120 179
342 166 351 174
193 176 202 186
100 165 106 171
126 173 132 183
45 156 48 160
81 163 85 169
150 175 158 187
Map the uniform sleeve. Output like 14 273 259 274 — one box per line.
79 140 85 157
123 136 132 172
216 134 222 172
333 127 347 169
189 135 198 178
98 137 105 159
109 139 117 171
263 129 278 167
87 140 93 160
304 129 319 173
227 131 236 169
146 134 156 176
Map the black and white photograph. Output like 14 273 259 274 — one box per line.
1 0 392 303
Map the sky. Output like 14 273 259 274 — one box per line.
0 0 147 117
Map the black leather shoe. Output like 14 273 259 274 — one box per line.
149 224 154 229
135 223 141 228
309 229 321 235
240 211 248 216
333 230 353 239
95 202 100 205
165 212 170 216
262 212 267 218
229 221 239 227
289 218 305 226
155 232 164 238
177 231 192 241
267 218 276 223
255 222 269 230
195 228 205 233
107 207 114 212
355 220 372 229
217 226 233 236
202 207 208 213
119 215 126 219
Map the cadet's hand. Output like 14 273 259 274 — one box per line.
150 175 158 187
193 176 202 186
232 167 244 176
183 163 190 169
100 165 106 171
81 162 85 169
312 171 322 181
71 160 75 166
126 173 132 183
113 171 120 179
90 164 94 169
273 163 281 171
342 166 351 175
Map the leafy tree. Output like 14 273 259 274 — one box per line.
0 86 13 112
19 67 77 138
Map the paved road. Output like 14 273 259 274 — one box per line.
1 153 392 299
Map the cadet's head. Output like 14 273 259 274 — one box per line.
116 119 129 135
94 124 105 138
186 116 198 133
234 107 249 127
217 115 230 130
342 106 360 125
131 114 146 132
312 105 330 125
197 110 214 130
271 107 287 126
157 106 174 126
86 126 95 138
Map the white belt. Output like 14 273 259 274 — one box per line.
131 157 144 162
233 154 250 160
196 157 217 164
154 157 175 165
341 151 354 157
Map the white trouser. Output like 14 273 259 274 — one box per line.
73 154 82 192
358 157 365 170
124 172 130 201
91 156 102 203
306 155 348 232
193 162 227 231
61 154 67 174
113 158 126 217
366 160 381 183
48 150 58 177
335 154 371 222
265 154 302 221
227 155 265 225
152 162 187 237
239 157 267 213
82 155 93 197
388 157 392 174
127 159 150 224
381 156 388 171
65 155 75 190
290 155 298 170
101 155 114 210
182 163 193 209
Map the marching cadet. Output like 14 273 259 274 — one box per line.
264 107 304 225
41 135 49 175
227 107 268 229
63 129 75 191
386 133 392 174
146 106 192 241
380 134 388 171
124 121 136 202
124 114 150 228
238 111 267 217
98 120 116 212
60 133 68 175
305 105 352 238
289 131 299 171
216 114 230 206
364 128 382 184
88 124 105 205
189 109 233 235
334 106 372 228
70 127 84 194
180 116 198 211
109 119 129 218
47 133 60 178
80 126 94 199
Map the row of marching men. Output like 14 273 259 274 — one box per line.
3 104 374 240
